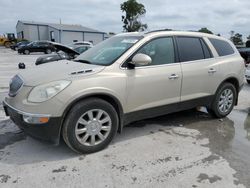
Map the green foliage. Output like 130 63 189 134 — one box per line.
230 33 243 45
198 27 213 34
121 0 147 32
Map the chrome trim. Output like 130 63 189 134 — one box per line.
3 100 51 117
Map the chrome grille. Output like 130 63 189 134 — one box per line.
9 75 23 97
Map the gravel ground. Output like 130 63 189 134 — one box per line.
0 47 249 188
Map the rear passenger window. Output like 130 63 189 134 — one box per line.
176 37 205 62
209 38 234 56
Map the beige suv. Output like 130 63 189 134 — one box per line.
3 31 245 153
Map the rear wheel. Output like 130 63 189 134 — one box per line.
207 83 236 118
63 98 118 154
247 80 250 84
24 50 30 55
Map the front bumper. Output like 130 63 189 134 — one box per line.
3 101 62 145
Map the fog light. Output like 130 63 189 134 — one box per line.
23 115 49 124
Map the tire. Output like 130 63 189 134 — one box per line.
4 41 11 48
63 98 119 154
24 50 30 55
247 80 250 84
45 49 52 54
207 82 236 118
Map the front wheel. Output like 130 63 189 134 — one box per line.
207 83 236 118
63 98 119 154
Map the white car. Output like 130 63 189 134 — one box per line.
3 31 245 153
246 65 250 84
68 41 93 49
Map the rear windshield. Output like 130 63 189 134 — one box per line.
209 38 235 56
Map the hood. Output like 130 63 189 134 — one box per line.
19 60 105 86
51 42 79 55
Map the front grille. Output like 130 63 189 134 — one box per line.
9 75 24 97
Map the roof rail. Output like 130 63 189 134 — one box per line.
145 29 175 34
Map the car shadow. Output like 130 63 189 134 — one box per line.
0 109 235 165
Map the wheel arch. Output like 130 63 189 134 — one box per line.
216 76 240 105
61 93 124 135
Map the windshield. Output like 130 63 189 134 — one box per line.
74 35 143 66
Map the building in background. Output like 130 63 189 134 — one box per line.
16 20 107 45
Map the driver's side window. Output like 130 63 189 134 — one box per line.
136 37 175 66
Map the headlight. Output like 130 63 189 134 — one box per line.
28 80 71 102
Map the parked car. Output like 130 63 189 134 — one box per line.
3 31 245 154
68 41 93 49
245 64 250 84
18 41 56 55
74 45 92 54
35 44 91 65
10 41 30 51
238 47 250 67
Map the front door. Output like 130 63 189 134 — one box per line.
125 37 182 113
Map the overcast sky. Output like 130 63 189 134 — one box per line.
1 0 250 40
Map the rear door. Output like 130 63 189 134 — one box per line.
176 36 221 102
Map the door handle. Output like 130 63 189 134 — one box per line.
168 74 179 80
208 68 216 74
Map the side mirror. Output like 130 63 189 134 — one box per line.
130 53 152 66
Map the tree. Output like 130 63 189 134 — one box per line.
121 0 147 32
230 33 243 45
198 27 213 34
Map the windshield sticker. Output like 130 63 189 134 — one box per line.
121 39 139 44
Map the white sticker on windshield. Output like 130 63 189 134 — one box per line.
121 39 139 44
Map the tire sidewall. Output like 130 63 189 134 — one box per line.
213 83 236 118
63 98 118 154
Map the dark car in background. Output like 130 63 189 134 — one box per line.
35 43 91 65
18 41 56 55
10 41 30 51
238 47 250 66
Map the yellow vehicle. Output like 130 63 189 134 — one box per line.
0 33 16 48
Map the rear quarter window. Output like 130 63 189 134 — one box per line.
209 38 235 56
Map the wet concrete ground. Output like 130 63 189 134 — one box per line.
0 48 250 187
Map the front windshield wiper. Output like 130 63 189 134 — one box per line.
73 59 92 64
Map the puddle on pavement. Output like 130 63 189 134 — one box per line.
125 107 250 187
0 119 26 150
186 108 250 188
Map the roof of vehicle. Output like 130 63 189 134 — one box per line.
238 47 250 52
50 42 79 55
116 30 228 41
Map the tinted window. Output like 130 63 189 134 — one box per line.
176 37 205 62
136 37 175 66
200 39 212 58
209 38 234 56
